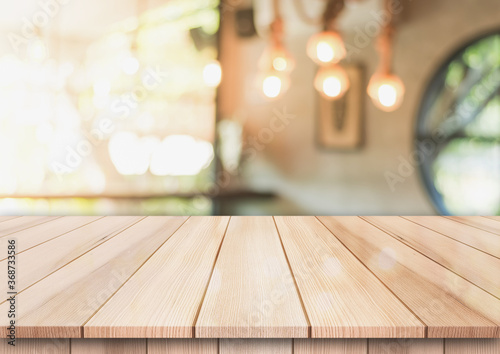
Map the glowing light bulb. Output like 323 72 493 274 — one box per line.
263 75 282 98
307 31 346 65
203 60 222 87
259 46 295 73
27 38 47 62
259 69 290 99
121 56 140 75
314 65 350 100
367 74 405 111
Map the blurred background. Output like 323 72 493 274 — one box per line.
0 0 498 216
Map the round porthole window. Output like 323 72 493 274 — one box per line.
416 32 500 215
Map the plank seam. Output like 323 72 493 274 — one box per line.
360 216 500 303
443 216 500 235
272 216 312 338
315 216 429 338
0 216 148 307
0 216 106 262
192 216 232 338
0 216 21 224
401 216 500 260
80 216 191 337
482 216 500 223
0 216 64 238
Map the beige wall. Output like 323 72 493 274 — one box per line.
219 0 500 215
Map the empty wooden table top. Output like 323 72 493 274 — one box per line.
0 216 499 339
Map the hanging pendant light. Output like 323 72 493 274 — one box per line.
367 0 405 112
258 0 293 99
314 64 350 100
308 0 349 100
307 30 346 65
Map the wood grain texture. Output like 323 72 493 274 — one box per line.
0 216 101 259
0 216 188 338
2 339 69 353
318 216 498 338
402 216 500 258
0 216 142 294
148 339 218 354
445 339 500 353
275 216 424 338
0 216 60 237
483 216 500 223
445 216 500 235
363 216 500 298
71 339 146 353
196 216 308 338
368 339 443 353
0 216 20 223
220 339 292 354
85 216 230 338
294 339 367 353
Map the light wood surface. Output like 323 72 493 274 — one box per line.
445 216 500 235
294 339 367 353
362 216 500 299
0 216 60 237
368 339 444 353
318 216 498 338
445 339 500 354
483 216 500 223
196 216 308 338
219 339 292 354
148 339 218 354
276 216 424 338
0 216 188 338
71 339 146 354
0 216 499 339
0 216 20 223
0 216 101 259
85 216 230 338
3 339 500 354
3 339 70 354
402 216 500 258
0 216 142 294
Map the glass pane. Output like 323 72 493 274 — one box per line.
417 33 500 215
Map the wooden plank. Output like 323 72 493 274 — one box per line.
0 216 20 223
445 216 500 235
368 339 443 353
294 339 367 354
148 339 218 354
220 339 292 354
0 216 102 259
71 339 146 353
363 216 500 298
0 216 142 294
483 216 500 223
318 216 498 338
2 339 70 353
275 216 424 338
0 216 60 237
85 216 230 338
402 216 500 258
0 216 188 338
196 216 308 338
445 339 500 354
